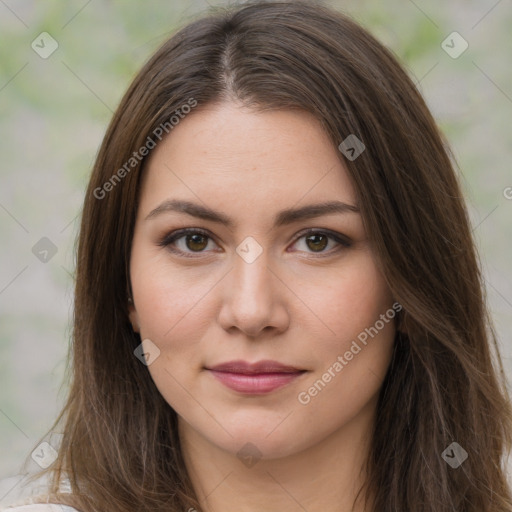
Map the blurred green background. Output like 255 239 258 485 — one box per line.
1 0 511 496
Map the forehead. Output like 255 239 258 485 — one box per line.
138 102 356 219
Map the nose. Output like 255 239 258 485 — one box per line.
217 248 290 338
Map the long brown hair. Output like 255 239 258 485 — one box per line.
22 1 512 510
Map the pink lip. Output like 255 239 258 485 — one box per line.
206 360 306 394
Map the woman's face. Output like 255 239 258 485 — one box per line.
128 101 397 460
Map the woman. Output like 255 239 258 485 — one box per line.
4 1 511 511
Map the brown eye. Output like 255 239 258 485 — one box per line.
305 234 329 252
158 228 218 257
186 233 209 252
290 229 352 256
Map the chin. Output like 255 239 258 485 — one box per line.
211 421 310 462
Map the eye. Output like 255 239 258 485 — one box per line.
157 227 351 258
157 228 220 258
289 228 352 256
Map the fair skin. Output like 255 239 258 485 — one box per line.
128 101 397 512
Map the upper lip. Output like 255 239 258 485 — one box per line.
207 360 304 374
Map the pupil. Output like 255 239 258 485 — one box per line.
187 234 207 251
307 234 327 252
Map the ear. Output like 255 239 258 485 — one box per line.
128 300 140 333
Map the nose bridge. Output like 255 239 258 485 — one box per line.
231 242 273 301
222 242 277 329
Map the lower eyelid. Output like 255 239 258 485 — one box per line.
159 229 351 256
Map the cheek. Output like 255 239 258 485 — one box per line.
291 259 396 447
299 251 394 346
294 251 396 406
131 261 214 410
130 261 215 397
131 243 218 339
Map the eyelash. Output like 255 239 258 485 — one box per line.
157 227 352 259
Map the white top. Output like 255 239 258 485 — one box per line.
0 473 78 512
0 506 79 512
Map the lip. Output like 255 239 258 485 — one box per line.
208 359 303 374
205 360 306 394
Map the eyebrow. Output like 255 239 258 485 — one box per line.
145 199 360 228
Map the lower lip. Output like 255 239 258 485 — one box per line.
208 370 304 394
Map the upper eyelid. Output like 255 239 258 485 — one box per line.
160 227 350 252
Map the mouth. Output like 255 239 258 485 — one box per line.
205 360 307 394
